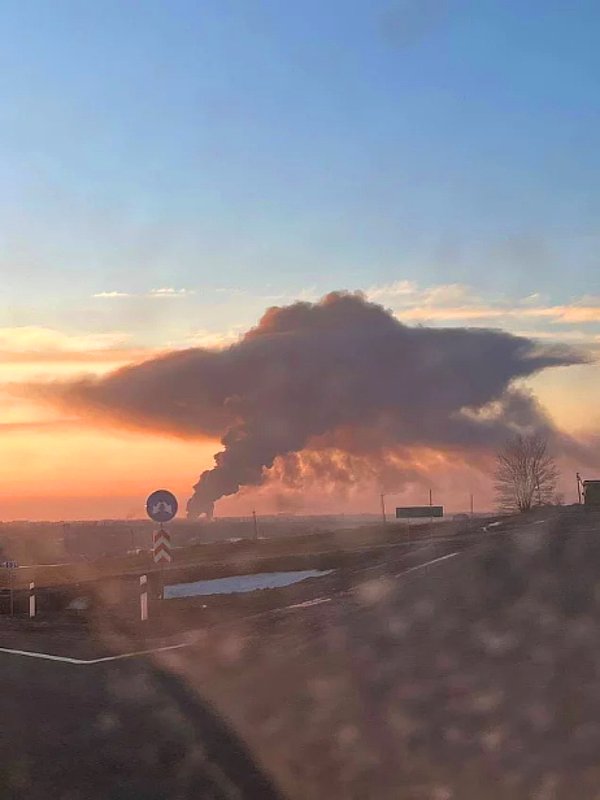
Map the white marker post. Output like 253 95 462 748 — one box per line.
140 574 148 621
29 581 36 618
9 567 14 616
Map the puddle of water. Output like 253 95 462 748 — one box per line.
164 569 333 599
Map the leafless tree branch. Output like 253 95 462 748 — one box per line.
494 433 559 512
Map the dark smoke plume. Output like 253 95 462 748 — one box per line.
45 292 587 517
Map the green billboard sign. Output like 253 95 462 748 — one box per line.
395 506 444 519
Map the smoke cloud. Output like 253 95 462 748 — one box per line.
45 291 588 517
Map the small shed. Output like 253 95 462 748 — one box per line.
583 480 600 508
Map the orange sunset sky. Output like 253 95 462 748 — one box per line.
1 284 598 520
2 3 600 519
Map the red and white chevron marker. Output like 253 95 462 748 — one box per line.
153 528 172 564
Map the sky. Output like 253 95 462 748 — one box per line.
0 0 598 519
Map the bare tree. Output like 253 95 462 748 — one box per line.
494 433 559 512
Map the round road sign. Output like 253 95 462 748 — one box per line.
146 489 178 523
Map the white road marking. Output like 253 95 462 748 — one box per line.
83 642 193 664
0 641 191 665
355 544 431 575
0 551 461 666
0 647 88 665
286 597 332 610
287 552 461 606
393 551 458 578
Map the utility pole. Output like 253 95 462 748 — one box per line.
576 472 582 504
429 488 433 507
252 510 259 541
470 493 474 516
380 494 386 524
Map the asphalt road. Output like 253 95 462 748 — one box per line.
0 648 286 800
0 535 467 799
2 508 600 799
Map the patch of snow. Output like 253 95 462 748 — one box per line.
164 569 333 599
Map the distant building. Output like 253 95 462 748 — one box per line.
583 480 600 508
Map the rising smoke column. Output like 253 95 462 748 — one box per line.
46 291 587 517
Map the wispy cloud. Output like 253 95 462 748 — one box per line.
0 348 152 365
14 284 600 379
148 287 194 298
367 281 482 311
367 280 418 300
213 286 319 304
514 330 600 345
398 302 600 326
366 282 600 328
0 326 129 353
0 327 151 386
521 304 600 324
175 327 244 350
93 287 194 299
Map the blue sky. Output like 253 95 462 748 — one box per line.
0 0 599 518
1 0 599 325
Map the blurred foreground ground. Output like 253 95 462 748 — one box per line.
1 506 600 799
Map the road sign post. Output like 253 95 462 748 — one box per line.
146 490 178 524
146 490 177 602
